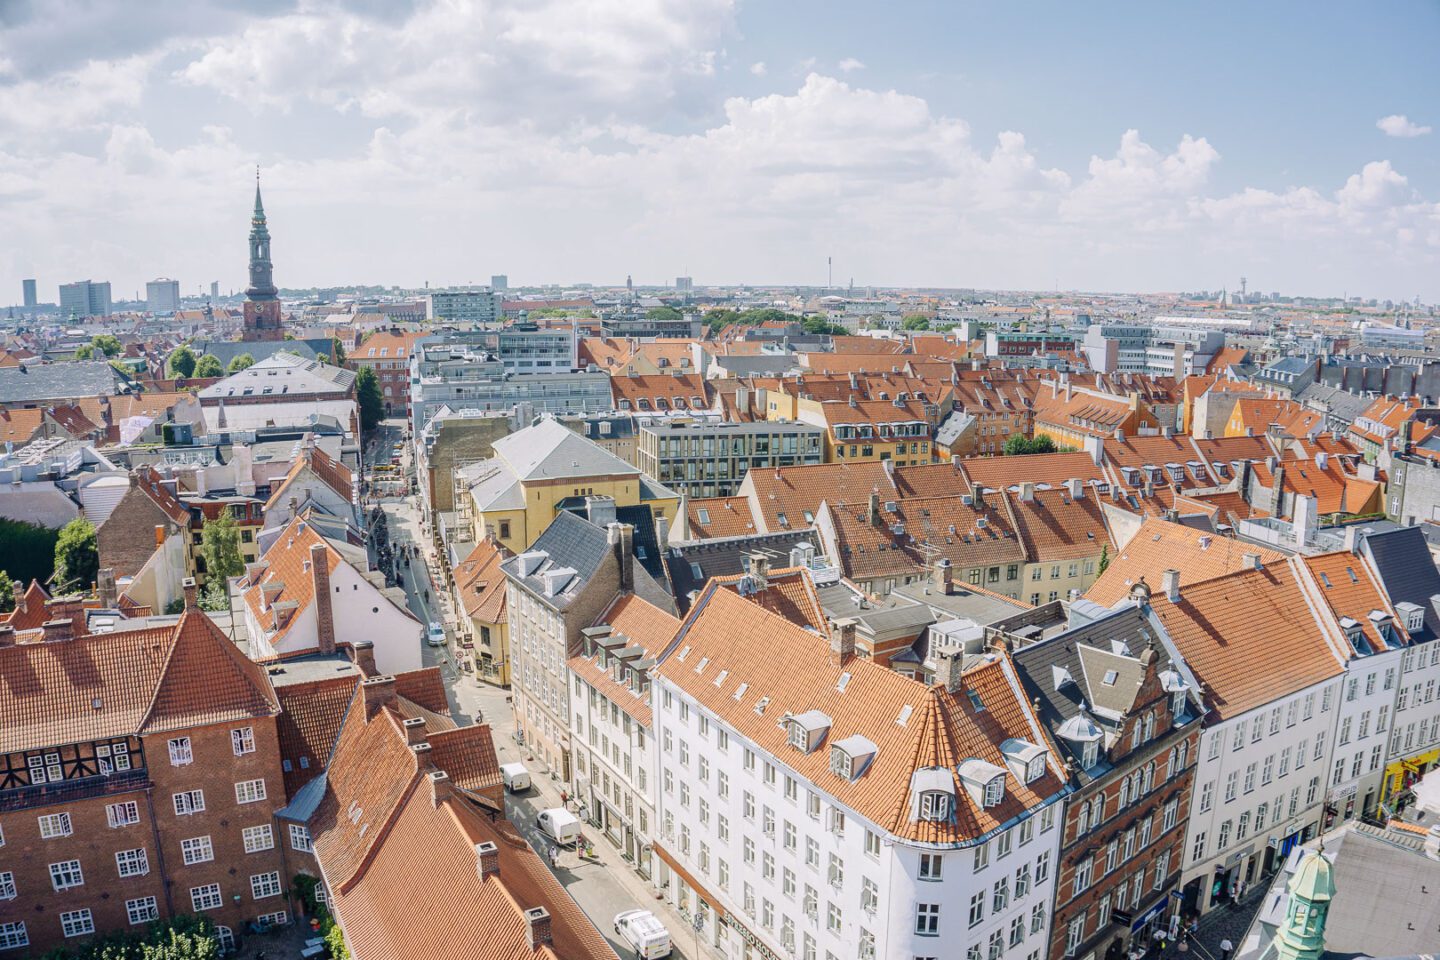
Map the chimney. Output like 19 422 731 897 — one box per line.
943 651 965 694
0 625 14 648
655 512 670 547
429 769 451 807
830 617 857 666
352 639 378 677
361 675 398 720
310 542 335 655
97 568 117 608
42 617 74 643
1018 481 1035 503
1066 478 1084 500
524 907 553 949
748 553 770 589
1161 425 1173 439
12 580 25 615
933 558 953 595
475 841 500 881
867 492 880 525
183 577 198 611
1242 552 1263 570
402 716 428 746
1315 451 1329 471
1161 569 1181 603
154 524 166 548
607 522 635 593
1343 525 1366 554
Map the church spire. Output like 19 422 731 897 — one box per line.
1273 847 1336 960
246 167 276 302
253 166 265 219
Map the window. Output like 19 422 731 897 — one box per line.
60 909 94 939
1073 856 1092 894
107 801 140 828
0 923 28 951
920 790 951 821
920 853 943 880
235 779 267 804
168 737 193 765
241 824 274 853
1065 916 1086 957
115 847 149 877
173 790 205 816
1224 771 1238 802
827 853 844 888
251 871 283 900
1035 851 1050 884
38 812 73 839
916 903 940 936
827 903 841 933
289 824 312 852
191 883 223 912
1192 831 1207 861
993 876 1010 911
0 873 14 901
968 890 986 927
126 897 159 926
182 836 215 865
49 860 84 891
232 727 256 756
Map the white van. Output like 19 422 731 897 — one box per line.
614 910 672 959
500 762 531 793
536 808 580 845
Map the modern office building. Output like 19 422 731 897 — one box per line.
22 278 37 308
600 313 703 339
1082 323 1224 377
636 419 825 498
675 276 693 292
58 280 112 318
427 289 502 325
495 323 578 373
490 274 508 291
146 278 181 314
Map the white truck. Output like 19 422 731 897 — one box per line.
536 807 580 845
614 910 672 959
500 762 531 793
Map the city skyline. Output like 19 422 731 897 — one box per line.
1 1 1437 301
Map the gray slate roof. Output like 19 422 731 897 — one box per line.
492 417 639 482
1316 825 1440 960
0 361 132 402
1361 525 1440 641
666 530 821 612
191 339 336 367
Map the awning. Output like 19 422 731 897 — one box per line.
653 843 727 919
1131 897 1169 933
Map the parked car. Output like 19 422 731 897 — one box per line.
613 910 672 959
426 622 446 647
536 807 580 845
500 762 531 793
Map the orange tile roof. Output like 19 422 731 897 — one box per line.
1206 346 1250 373
610 373 712 411
1302 551 1411 655
454 538 511 624
1229 398 1299 434
715 566 827 634
892 461 970 498
685 496 758 539
576 337 635 371
1249 461 1381 517
0 407 44 444
1149 563 1344 721
601 593 683 653
818 397 932 426
356 330 423 362
141 608 281 734
265 445 355 512
1007 488 1112 563
1 580 52 630
745 461 894 532
656 586 1065 843
830 336 906 355
825 493 1026 581
1085 517 1287 607
240 517 348 650
958 452 1106 492
426 724 503 799
275 675 357 797
393 667 451 716
800 353 918 375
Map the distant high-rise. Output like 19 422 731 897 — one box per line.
146 277 181 314
22 279 36 308
58 279 112 318
490 274 508 291
210 280 219 300
242 171 284 342
675 276 694 292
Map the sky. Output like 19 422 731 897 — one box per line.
1 0 1438 303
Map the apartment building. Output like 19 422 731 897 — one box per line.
801 397 937 466
636 419 825 498
496 324 579 373
650 580 1070 960
568 594 681 877
348 329 423 414
0 590 291 955
427 289 502 325
1009 605 1202 958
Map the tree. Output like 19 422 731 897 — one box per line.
1002 434 1060 456
226 353 255 373
92 334 122 357
1098 543 1110 575
0 569 12 613
193 354 223 378
330 339 347 365
647 306 683 322
901 314 931 331
0 517 60 586
53 517 98 591
167 345 197 378
356 366 384 434
201 512 244 586
801 316 848 336
74 343 95 359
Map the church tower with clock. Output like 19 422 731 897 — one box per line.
242 171 284 342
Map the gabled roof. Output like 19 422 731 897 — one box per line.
265 445 355 511
955 452 1106 493
140 608 280 733
1 579 53 631
1007 487 1112 564
492 417 638 482
826 492 1026 582
1085 517 1286 607
685 496 757 539
745 460 894 532
1302 551 1411 655
1361 525 1440 640
453 537 511 624
656 585 1065 844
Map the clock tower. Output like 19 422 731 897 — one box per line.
242 170 284 342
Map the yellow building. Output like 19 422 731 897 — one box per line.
452 536 513 686
460 416 680 553
1382 746 1440 806
794 397 937 466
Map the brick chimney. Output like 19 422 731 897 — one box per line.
830 617 857 666
943 651 965 694
0 625 14 648
607 522 635 593
429 769 451 807
524 907 553 949
474 841 500 881
748 552 770 589
361 675 397 720
933 558 953 595
42 617 74 643
97 568 117 608
352 639 378 677
155 524 166 549
310 542 335 655
1161 569 1181 603
183 577 198 611
11 580 25 616
402 716 428 746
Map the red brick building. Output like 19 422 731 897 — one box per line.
347 330 422 416
1006 604 1202 960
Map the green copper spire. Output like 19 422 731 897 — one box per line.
1273 847 1336 960
246 167 276 301
253 166 266 219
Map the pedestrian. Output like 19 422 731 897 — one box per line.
549 845 558 869
1219 938 1233 960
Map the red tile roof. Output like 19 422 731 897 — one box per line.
275 675 358 797
140 609 280 734
744 461 894 533
825 493 1026 581
1085 517 1286 607
454 538 511 624
685 496 757 539
1007 487 1112 563
265 445 355 512
1302 551 1411 655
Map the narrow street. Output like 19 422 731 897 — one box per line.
362 420 711 959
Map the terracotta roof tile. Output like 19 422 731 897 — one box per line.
715 567 828 634
1085 517 1286 607
826 493 1026 581
393 667 450 716
426 724 503 800
275 675 358 798
140 609 280 734
1301 551 1411 655
1007 487 1112 563
956 452 1106 492
685 496 758 539
745 461 894 533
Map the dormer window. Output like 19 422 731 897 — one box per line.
1000 738 1048 785
957 759 1007 809
831 735 877 781
1082 740 1099 769
789 711 832 753
983 775 1005 808
1025 755 1045 783
920 791 950 821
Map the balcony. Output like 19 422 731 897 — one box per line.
0 768 152 812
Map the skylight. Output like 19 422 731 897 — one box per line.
1102 670 1119 686
897 705 914 727
837 672 852 693
967 690 985 712
734 682 749 701
677 645 691 662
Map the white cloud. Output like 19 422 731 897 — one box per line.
1377 114 1431 138
749 61 766 76
838 57 865 72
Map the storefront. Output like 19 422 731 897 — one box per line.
1383 747 1440 805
